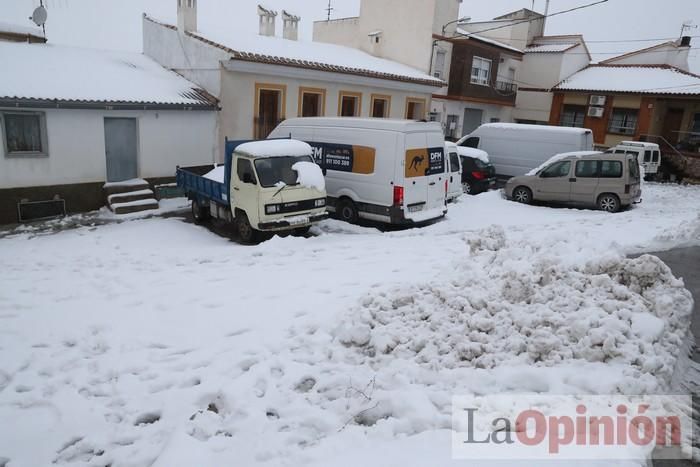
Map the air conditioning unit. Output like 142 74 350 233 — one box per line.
588 106 605 118
589 95 606 106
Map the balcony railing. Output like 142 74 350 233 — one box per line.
495 80 518 94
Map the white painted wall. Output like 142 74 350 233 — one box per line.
603 42 690 71
513 90 553 122
218 63 434 150
433 99 514 138
313 17 362 49
0 108 217 188
143 16 228 98
558 44 591 82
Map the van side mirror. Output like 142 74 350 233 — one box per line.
243 172 255 184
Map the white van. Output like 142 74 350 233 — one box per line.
269 118 448 225
607 141 660 177
444 142 463 203
456 123 594 177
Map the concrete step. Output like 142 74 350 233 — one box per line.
103 178 150 198
107 189 155 206
111 198 159 215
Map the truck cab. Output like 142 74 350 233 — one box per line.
178 139 328 243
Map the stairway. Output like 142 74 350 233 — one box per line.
103 179 159 215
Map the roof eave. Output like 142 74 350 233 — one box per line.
0 98 219 111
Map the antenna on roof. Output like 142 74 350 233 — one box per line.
681 20 697 38
325 0 334 21
29 0 47 39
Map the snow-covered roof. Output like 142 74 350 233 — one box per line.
525 43 578 53
555 65 700 95
145 16 442 87
455 28 523 54
0 21 44 38
0 42 218 108
235 139 312 158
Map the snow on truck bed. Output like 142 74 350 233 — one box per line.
0 183 699 466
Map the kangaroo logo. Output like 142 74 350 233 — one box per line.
409 155 425 171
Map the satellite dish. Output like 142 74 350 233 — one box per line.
31 6 48 27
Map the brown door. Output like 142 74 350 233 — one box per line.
257 89 281 139
662 108 684 144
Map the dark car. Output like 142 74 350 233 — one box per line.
459 152 496 195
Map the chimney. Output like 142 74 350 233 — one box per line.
282 10 300 41
177 0 197 33
680 36 691 47
258 5 278 37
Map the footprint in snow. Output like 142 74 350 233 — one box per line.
134 411 161 426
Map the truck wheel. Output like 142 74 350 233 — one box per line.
597 193 620 213
236 212 259 244
337 199 359 224
191 200 210 224
512 186 532 204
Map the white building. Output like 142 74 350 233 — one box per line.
143 1 443 148
0 40 218 223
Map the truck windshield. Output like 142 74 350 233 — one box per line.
254 156 314 188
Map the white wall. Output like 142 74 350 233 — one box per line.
313 17 362 49
435 100 514 138
558 44 591 82
218 65 435 149
513 90 553 122
143 16 228 98
603 42 690 71
0 107 217 188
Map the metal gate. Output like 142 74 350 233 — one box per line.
462 108 483 137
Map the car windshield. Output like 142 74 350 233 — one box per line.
254 155 314 188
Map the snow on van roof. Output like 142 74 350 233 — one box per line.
479 123 592 135
456 147 490 164
278 118 443 133
236 139 312 158
525 151 602 176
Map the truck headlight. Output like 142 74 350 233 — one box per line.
265 204 281 215
314 198 326 208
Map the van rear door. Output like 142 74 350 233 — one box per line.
403 132 446 220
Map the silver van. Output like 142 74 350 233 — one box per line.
504 151 642 212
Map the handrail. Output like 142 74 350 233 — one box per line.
638 134 685 158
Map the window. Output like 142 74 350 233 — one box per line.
405 98 426 120
490 118 500 123
575 160 599 178
298 87 325 117
608 109 638 135
470 56 491 86
460 136 480 149
600 160 623 178
237 158 256 184
2 111 48 156
434 50 446 79
629 159 640 180
560 105 585 128
449 152 460 173
652 150 659 163
255 83 286 139
254 155 314 188
693 113 700 133
540 161 571 178
339 91 362 117
370 94 391 118
643 150 652 163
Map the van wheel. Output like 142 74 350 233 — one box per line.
337 199 359 224
462 181 473 195
191 200 210 224
512 186 532 204
236 212 259 244
597 193 620 213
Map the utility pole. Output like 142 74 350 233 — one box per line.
326 0 334 21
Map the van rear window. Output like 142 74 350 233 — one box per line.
629 159 640 180
600 160 623 178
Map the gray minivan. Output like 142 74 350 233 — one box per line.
504 151 642 212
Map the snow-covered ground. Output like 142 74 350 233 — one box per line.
0 183 699 467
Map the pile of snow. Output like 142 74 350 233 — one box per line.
456 146 490 164
293 161 326 191
525 151 601 176
236 139 311 158
203 165 225 183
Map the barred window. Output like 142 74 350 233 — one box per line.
560 105 585 128
470 56 491 86
608 109 638 135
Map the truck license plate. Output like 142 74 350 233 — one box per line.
290 217 308 225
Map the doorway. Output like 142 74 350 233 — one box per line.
255 84 285 139
104 117 138 182
662 108 684 144
462 108 483 136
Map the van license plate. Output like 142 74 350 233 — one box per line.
408 205 424 213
